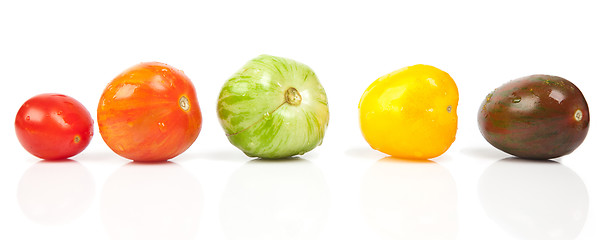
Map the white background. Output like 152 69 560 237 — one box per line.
1 0 613 239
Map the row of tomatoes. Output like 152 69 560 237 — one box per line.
16 62 201 161
15 56 590 162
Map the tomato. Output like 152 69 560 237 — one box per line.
359 65 459 159
478 75 589 159
217 55 329 159
97 62 202 162
15 94 94 160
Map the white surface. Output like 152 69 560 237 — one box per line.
1 0 613 239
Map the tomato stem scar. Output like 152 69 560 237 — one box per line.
285 87 302 105
179 96 190 111
226 87 303 137
574 109 583 121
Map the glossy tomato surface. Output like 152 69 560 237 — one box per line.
97 62 202 162
358 65 459 159
15 94 94 160
478 75 590 159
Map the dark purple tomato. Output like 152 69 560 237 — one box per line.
478 75 589 159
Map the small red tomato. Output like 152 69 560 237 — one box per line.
97 62 202 162
15 94 94 160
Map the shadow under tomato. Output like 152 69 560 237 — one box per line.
344 146 387 160
377 156 437 164
253 156 306 162
72 150 131 163
177 149 252 163
459 146 510 160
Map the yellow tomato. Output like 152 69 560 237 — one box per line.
359 65 459 159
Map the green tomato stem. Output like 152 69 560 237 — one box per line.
226 87 302 137
285 87 302 105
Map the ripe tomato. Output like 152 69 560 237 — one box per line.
97 62 202 162
478 75 589 159
359 65 459 159
15 94 94 160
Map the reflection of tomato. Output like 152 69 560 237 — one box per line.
97 62 202 162
15 94 94 160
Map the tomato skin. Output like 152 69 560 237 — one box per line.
15 94 94 160
478 75 590 159
358 65 459 159
217 55 329 159
97 62 202 162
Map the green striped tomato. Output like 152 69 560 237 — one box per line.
217 55 329 159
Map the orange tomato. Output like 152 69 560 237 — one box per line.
358 65 458 159
97 62 202 162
